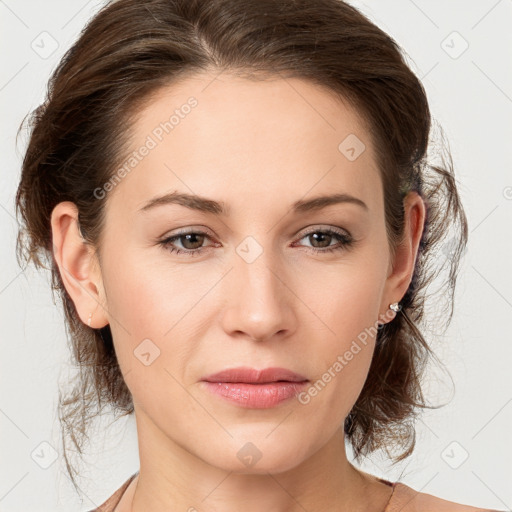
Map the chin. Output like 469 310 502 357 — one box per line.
197 434 313 476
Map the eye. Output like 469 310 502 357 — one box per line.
294 227 354 254
159 230 214 257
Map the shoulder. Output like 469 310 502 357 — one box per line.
386 482 502 512
86 472 138 512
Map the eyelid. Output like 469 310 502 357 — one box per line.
160 226 216 239
295 224 351 239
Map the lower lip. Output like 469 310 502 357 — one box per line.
201 381 308 408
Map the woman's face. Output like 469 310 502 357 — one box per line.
78 72 418 473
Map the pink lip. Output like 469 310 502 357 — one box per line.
201 367 309 409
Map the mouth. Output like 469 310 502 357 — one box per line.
200 367 309 409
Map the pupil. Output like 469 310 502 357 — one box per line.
183 233 203 249
311 232 331 248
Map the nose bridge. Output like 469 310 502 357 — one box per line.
222 234 294 341
236 235 284 307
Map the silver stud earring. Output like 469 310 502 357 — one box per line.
389 302 401 312
87 313 92 327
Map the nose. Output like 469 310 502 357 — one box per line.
220 247 297 343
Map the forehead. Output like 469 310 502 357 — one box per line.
105 71 381 217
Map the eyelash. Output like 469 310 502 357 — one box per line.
158 228 354 257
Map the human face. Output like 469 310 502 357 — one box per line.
97 71 394 473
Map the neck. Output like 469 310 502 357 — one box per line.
123 408 391 512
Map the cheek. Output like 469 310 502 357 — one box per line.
100 249 216 388
298 256 387 413
99 251 173 372
310 258 385 340
298 309 377 435
102 245 205 336
103 262 199 417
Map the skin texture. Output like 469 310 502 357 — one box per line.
51 72 425 512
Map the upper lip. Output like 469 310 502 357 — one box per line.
201 367 308 383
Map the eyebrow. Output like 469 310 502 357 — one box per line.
139 191 368 215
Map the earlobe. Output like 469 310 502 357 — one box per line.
50 201 109 329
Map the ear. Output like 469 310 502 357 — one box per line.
380 191 426 323
50 201 109 329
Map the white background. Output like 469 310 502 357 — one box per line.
1 0 511 510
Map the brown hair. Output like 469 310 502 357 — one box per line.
15 0 467 492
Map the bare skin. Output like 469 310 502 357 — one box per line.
51 71 425 512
